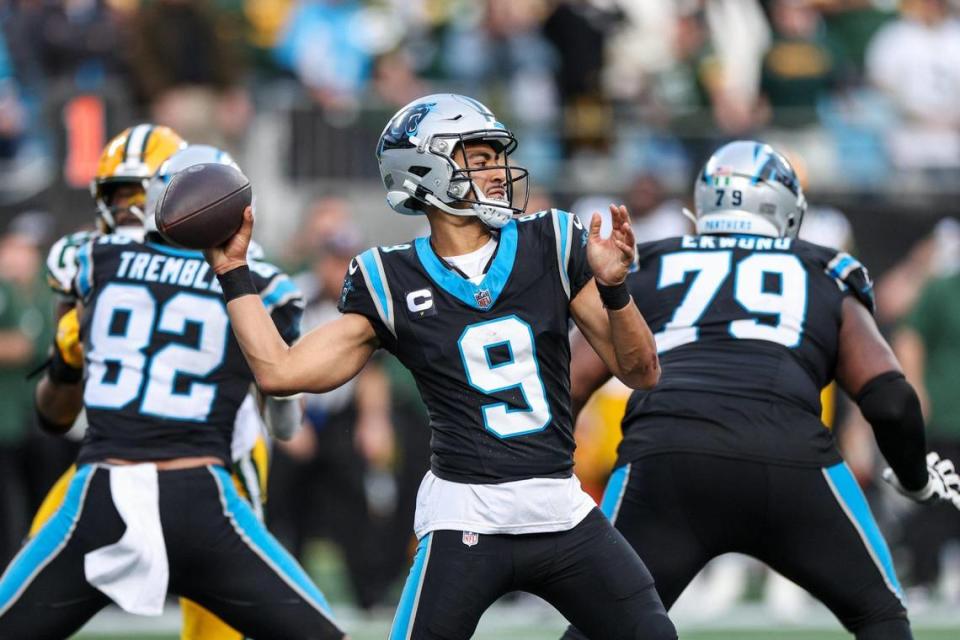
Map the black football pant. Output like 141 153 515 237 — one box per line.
562 454 911 640
389 508 677 640
0 464 344 640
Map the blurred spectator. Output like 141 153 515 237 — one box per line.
0 30 25 162
542 1 622 155
441 1 557 126
569 174 688 243
817 0 894 78
624 173 690 242
701 0 771 137
893 257 960 599
760 0 839 128
131 0 251 150
602 0 681 102
286 194 352 271
0 212 56 567
13 0 131 88
274 0 402 110
790 150 854 252
865 0 960 171
268 222 401 610
371 48 429 109
641 8 715 135
875 217 960 326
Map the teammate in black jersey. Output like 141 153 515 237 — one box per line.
562 141 960 640
0 152 344 640
205 94 675 640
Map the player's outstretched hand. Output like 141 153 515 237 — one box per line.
587 204 636 286
882 451 960 510
204 206 253 275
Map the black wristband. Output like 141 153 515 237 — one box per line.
217 265 257 302
596 280 631 310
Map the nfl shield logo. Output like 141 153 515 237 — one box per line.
474 289 492 309
462 531 479 547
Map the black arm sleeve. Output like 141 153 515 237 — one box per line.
856 371 928 491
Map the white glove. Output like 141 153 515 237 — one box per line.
882 451 960 509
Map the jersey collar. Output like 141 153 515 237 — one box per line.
414 220 517 311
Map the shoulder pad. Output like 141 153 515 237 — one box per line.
354 247 397 339
378 242 414 255
46 231 98 296
824 250 875 314
515 209 553 224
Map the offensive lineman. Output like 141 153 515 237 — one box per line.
563 141 960 640
0 149 343 639
204 94 676 640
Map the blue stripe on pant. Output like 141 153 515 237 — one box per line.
389 532 433 640
210 466 336 619
599 464 631 522
0 465 93 616
824 462 903 599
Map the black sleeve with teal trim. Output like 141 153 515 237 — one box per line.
550 209 592 299
337 249 398 351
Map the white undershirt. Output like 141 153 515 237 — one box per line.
417 236 597 538
414 472 597 539
443 237 498 284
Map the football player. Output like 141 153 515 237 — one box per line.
0 149 341 639
37 132 296 640
204 94 675 640
562 141 960 640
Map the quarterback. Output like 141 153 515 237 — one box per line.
205 94 676 640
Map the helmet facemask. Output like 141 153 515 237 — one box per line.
95 180 149 234
90 124 186 233
425 131 529 228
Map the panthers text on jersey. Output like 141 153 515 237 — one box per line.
339 210 591 484
71 235 303 464
618 234 874 468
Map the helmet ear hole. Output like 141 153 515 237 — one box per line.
410 166 431 177
449 181 469 198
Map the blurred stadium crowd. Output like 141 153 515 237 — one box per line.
1 0 959 620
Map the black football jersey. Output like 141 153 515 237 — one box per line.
72 235 303 464
618 234 874 468
338 210 592 484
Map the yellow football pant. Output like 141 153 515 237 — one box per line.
29 437 270 640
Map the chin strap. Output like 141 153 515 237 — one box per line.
422 193 512 229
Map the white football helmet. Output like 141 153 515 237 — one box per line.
377 94 529 229
690 141 807 238
144 144 243 236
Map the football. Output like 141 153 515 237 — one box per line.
154 162 251 250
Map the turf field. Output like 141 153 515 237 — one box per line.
74 630 960 640
73 603 960 640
